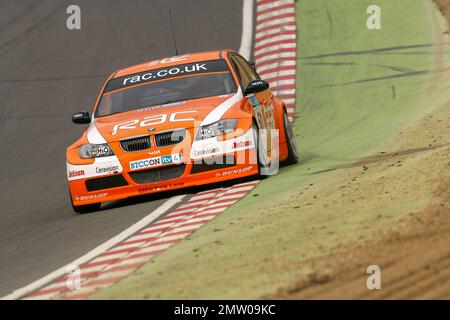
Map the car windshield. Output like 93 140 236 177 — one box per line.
95 72 236 117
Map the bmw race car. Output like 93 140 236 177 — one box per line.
67 50 298 213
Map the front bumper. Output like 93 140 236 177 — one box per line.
67 129 258 206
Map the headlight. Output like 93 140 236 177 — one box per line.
78 143 115 159
197 119 237 140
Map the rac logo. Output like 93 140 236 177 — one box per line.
112 111 197 135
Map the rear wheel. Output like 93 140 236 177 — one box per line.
281 110 298 165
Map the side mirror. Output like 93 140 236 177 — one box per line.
72 111 91 124
244 79 269 95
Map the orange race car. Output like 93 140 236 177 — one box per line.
67 50 298 213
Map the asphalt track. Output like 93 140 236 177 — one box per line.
0 0 243 296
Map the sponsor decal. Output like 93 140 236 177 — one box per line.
67 159 123 181
216 166 254 177
193 147 220 158
159 55 190 64
190 129 255 160
138 182 185 194
148 150 161 156
75 193 108 201
69 170 85 178
122 63 207 86
112 111 197 135
247 95 261 109
130 153 183 171
233 140 252 149
251 80 265 87
138 101 186 113
104 59 229 93
147 54 190 67
95 165 119 174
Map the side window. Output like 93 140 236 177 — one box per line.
234 55 259 82
230 55 252 90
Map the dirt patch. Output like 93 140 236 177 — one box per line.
435 0 450 31
268 66 450 299
269 145 450 299
264 0 450 300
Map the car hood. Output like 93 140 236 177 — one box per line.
93 93 240 142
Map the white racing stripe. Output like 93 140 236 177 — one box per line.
179 216 215 225
260 69 296 80
281 98 296 105
187 193 217 201
23 293 58 300
119 231 162 243
198 208 227 215
1 195 184 300
256 25 296 40
257 0 290 12
110 256 150 267
272 88 296 96
256 33 296 47
200 88 243 126
257 60 296 72
268 79 296 88
256 51 296 64
254 0 297 123
255 42 297 56
87 120 107 144
256 15 296 30
169 224 202 233
138 243 173 254
175 199 210 209
92 252 129 263
256 7 295 21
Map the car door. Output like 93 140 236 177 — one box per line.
229 54 276 159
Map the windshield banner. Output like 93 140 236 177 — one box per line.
104 59 230 93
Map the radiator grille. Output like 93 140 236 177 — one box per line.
155 129 186 147
120 135 151 152
85 175 128 192
128 164 186 184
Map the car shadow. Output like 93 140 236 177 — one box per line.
100 175 260 211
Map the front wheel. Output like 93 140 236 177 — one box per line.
281 110 298 165
72 202 101 214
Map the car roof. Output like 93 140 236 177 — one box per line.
113 50 234 78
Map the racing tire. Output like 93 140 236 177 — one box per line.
72 202 101 214
281 110 298 166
